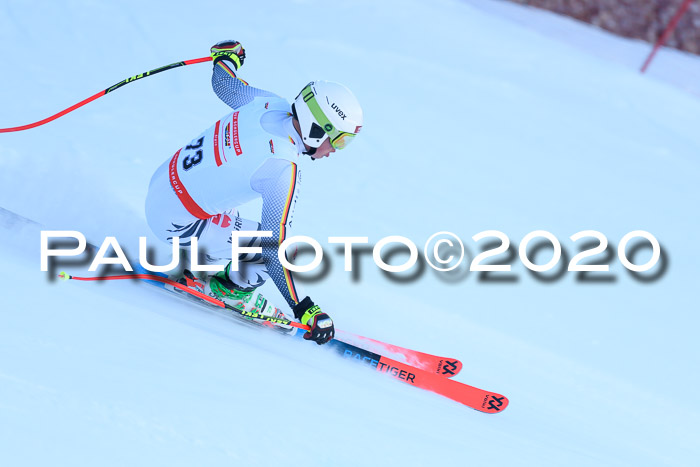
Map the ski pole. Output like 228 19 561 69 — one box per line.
640 0 694 73
58 271 311 332
0 56 212 133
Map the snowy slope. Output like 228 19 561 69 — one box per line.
1 0 699 466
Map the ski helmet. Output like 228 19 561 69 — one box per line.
292 80 363 150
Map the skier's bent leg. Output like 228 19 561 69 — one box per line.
145 160 272 300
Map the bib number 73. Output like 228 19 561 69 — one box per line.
182 137 204 171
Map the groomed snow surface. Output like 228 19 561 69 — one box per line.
1 1 699 466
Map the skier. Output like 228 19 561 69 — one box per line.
144 40 363 345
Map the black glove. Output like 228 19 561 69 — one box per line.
293 297 335 345
210 40 246 70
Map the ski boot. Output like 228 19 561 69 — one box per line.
206 267 295 334
206 267 254 311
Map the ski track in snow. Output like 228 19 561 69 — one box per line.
1 0 699 465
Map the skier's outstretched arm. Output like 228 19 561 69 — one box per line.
209 40 279 110
256 160 335 344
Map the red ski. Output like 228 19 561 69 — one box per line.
60 271 506 413
60 271 463 378
336 342 508 413
335 330 462 378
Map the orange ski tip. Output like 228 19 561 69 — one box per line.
480 393 509 413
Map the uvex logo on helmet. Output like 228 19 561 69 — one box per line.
331 103 346 120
